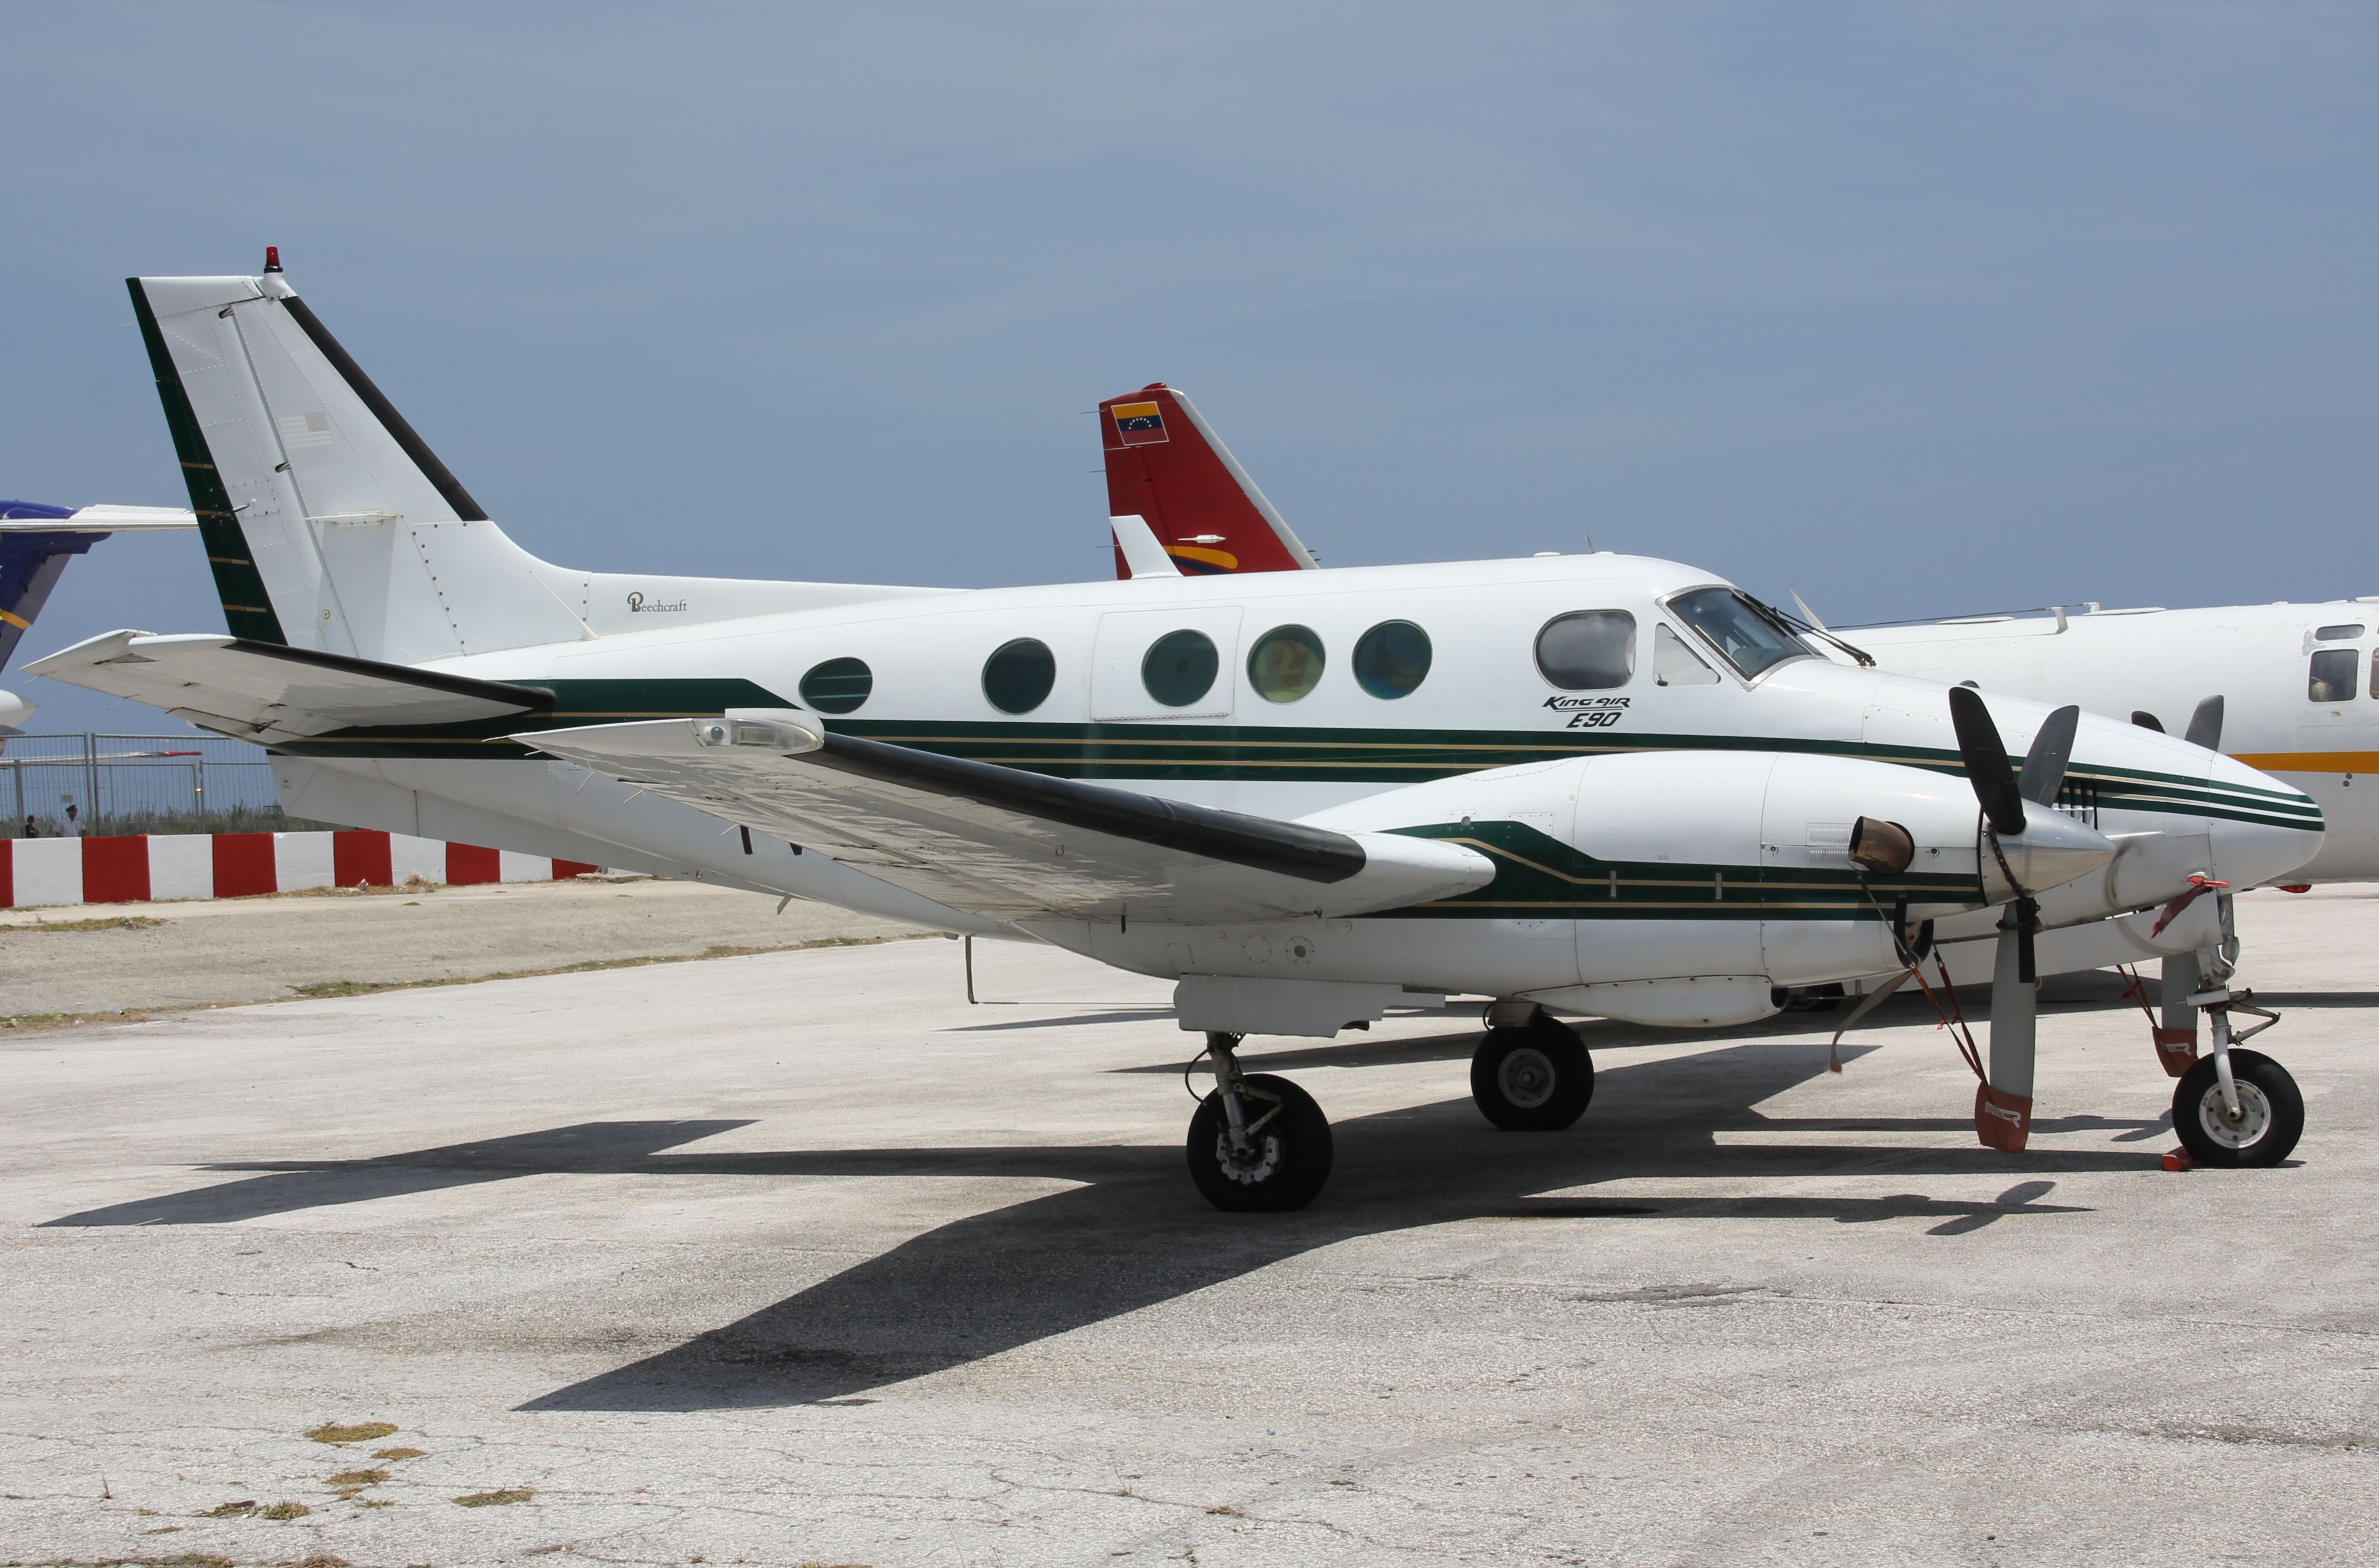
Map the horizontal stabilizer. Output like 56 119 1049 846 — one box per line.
0 503 200 669
0 503 196 533
26 630 551 740
522 713 1492 925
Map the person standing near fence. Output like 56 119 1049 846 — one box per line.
60 802 82 838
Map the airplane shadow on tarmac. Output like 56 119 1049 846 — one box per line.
45 1014 2156 1414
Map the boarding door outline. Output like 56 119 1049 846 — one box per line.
1090 607 1244 722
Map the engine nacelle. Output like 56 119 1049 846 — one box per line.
1090 748 2136 1038
1310 748 2111 1026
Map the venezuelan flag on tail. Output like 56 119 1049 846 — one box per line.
1099 384 1317 578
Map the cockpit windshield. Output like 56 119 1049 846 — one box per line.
1666 587 1815 680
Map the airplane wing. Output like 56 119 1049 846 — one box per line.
24 629 552 738
523 712 1492 925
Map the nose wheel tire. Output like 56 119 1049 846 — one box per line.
1471 1018 1594 1131
1187 1073 1333 1211
2172 1048 2303 1168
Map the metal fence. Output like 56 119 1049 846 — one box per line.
0 733 331 837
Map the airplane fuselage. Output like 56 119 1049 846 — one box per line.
226 551 2320 1027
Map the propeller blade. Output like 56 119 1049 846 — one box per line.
2184 695 2225 752
2130 711 2164 733
2017 704 2081 807
1948 685 2026 837
1978 909 2038 1152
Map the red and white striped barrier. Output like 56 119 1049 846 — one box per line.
0 830 602 909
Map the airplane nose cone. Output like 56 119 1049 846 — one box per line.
1990 801 2118 899
2205 754 2325 886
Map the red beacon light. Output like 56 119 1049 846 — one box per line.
264 246 282 273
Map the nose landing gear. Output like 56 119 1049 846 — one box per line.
1470 1008 1594 1131
1185 1032 1334 1211
2170 985 2300 1167
2158 893 2302 1168
2173 1048 2301 1166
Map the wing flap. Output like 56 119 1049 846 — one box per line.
25 630 553 738
525 713 1491 925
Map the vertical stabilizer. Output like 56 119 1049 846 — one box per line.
0 503 102 669
1099 384 1316 578
129 266 589 662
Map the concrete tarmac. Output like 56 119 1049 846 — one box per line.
0 877 926 1022
2 885 2374 1566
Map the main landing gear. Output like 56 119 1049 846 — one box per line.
1470 1007 1594 1131
1186 1033 1334 1211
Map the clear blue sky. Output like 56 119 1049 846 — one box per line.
4 2 2372 733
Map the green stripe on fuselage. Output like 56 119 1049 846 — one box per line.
1380 820 1981 921
265 703 2323 832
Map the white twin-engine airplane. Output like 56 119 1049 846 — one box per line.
31 260 2325 1210
1092 382 2378 1076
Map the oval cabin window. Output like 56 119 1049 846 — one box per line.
800 657 873 714
1353 620 1432 699
1247 624 1325 703
1535 610 1637 689
1142 629 1220 708
982 638 1056 714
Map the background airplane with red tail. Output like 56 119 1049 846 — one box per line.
1099 385 1317 579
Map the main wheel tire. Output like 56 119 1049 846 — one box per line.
1470 1018 1594 1132
1186 1072 1333 1212
2172 1048 2304 1168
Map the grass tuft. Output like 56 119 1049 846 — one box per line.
305 1421 397 1445
257 1501 309 1520
0 916 165 933
451 1489 533 1508
201 1501 255 1518
370 1447 425 1461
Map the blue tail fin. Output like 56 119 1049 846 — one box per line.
0 503 101 670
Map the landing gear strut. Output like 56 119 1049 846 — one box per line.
1185 1032 1334 1211
1470 1007 1594 1131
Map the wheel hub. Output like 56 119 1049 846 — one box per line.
1213 1129 1283 1185
2197 1080 2273 1150
1498 1046 1558 1109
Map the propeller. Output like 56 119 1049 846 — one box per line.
2017 703 2080 807
1945 687 2088 1154
2184 695 2224 752
1948 685 2025 836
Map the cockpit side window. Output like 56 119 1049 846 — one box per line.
2314 623 2364 641
2308 647 2358 702
1665 587 1813 680
1653 623 1719 686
